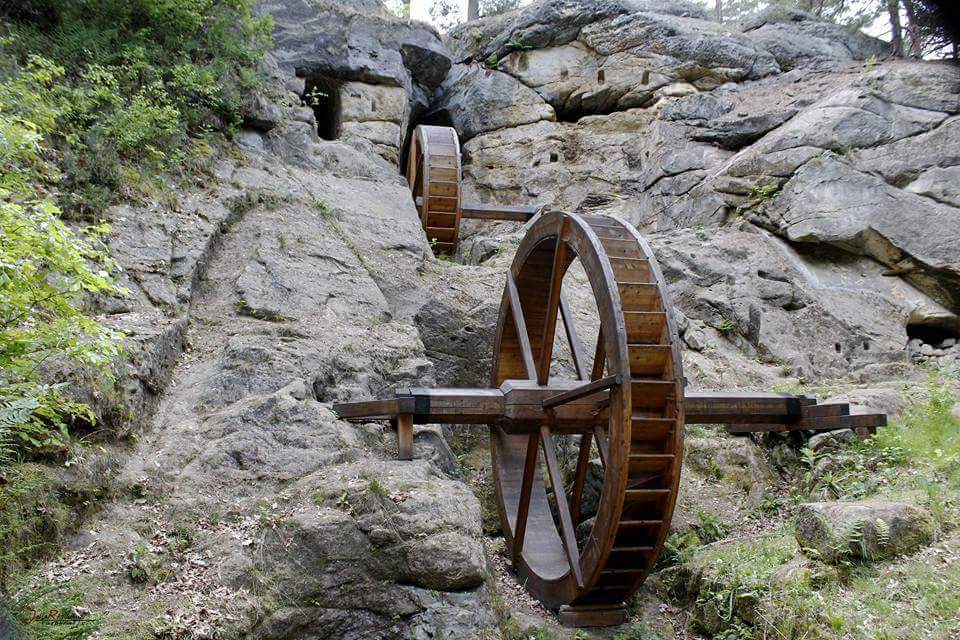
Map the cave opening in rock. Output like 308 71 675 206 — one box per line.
303 75 341 141
906 320 960 346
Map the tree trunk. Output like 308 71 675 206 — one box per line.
887 0 903 56
715 0 723 22
468 0 479 21
901 0 923 57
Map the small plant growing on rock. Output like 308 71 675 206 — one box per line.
367 478 386 497
715 317 736 333
505 38 532 51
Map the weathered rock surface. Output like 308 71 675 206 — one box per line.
795 501 935 563
261 0 451 161
741 7 888 67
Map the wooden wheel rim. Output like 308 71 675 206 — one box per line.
406 125 462 254
490 210 685 609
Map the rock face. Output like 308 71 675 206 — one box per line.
49 1 960 637
53 3 500 633
795 502 935 563
443 0 959 388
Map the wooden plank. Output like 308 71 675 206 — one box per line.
618 283 661 311
538 217 569 385
609 257 652 282
624 312 666 344
428 180 459 198
333 397 411 420
461 202 539 222
594 424 608 466
540 425 584 588
560 293 589 381
426 211 457 228
513 432 540 564
627 344 672 376
425 226 457 243
507 271 537 380
558 605 627 628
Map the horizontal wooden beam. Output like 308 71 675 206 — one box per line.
334 385 884 435
415 197 539 222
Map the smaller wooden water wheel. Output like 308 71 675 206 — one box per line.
405 124 539 256
406 125 463 254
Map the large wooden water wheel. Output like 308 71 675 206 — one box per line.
405 124 539 256
489 210 684 621
333 210 885 626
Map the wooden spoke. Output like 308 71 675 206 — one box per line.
560 293 589 381
512 431 540 564
568 431 593 524
542 374 621 410
507 271 537 380
537 217 570 385
540 426 584 588
590 327 605 382
593 424 608 467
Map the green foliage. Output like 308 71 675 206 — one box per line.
0 195 125 459
505 38 532 51
367 478 387 497
0 0 273 216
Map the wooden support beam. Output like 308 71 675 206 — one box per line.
540 426 584 588
543 374 621 410
507 271 537 380
416 198 539 222
538 217 569 385
395 413 413 460
560 293 589 381
513 432 540 565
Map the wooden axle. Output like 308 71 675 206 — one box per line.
416 197 539 223
333 380 885 458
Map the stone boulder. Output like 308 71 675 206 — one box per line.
482 3 778 119
795 501 934 563
434 64 556 140
742 7 888 67
448 0 709 63
770 155 960 313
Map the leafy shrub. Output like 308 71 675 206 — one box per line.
0 0 273 215
0 195 125 458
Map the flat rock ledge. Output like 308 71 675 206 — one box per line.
794 501 934 563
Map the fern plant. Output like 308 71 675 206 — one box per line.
875 517 890 551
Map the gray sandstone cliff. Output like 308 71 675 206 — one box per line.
46 1 960 638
